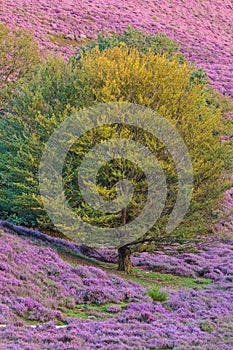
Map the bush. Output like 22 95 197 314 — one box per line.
200 320 215 333
75 26 185 62
147 286 168 302
0 24 40 93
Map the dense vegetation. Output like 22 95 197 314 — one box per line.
0 2 232 349
0 222 232 349
0 24 40 92
0 29 231 248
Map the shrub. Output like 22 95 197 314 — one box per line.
200 320 215 333
0 24 40 93
147 286 168 302
76 26 185 62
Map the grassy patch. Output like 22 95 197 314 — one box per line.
54 246 212 290
130 267 212 289
18 302 128 325
60 302 128 321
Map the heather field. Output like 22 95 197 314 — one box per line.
0 0 233 349
0 0 232 97
0 222 233 349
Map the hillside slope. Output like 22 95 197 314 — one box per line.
0 1 233 348
0 0 232 98
0 224 233 349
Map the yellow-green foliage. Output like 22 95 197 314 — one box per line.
0 24 40 91
0 43 231 239
73 46 231 236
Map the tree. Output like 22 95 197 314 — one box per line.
64 46 231 271
1 32 231 273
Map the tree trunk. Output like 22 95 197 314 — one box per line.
122 207 127 226
117 245 132 273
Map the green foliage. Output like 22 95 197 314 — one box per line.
61 302 126 321
0 115 42 226
0 29 231 243
200 320 215 333
0 54 92 227
69 46 231 238
147 286 168 302
0 24 40 93
75 26 184 62
189 68 208 85
6 56 84 122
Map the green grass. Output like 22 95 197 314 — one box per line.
60 302 128 321
130 267 212 289
53 246 212 290
20 302 128 326
36 228 212 290
91 260 211 289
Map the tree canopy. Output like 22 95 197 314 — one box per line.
0 30 232 272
